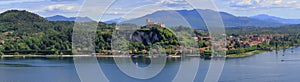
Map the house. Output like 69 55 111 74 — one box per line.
115 25 120 30
193 37 199 41
0 40 4 45
251 37 261 42
200 36 211 41
15 36 21 39
199 46 211 51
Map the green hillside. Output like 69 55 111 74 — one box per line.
0 10 193 55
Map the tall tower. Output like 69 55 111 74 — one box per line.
146 18 151 25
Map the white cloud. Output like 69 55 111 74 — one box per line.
287 0 297 4
46 4 75 11
273 0 282 5
297 4 300 8
159 0 188 5
105 11 126 15
104 8 127 15
157 0 191 9
236 0 254 6
31 3 79 17
229 0 299 10
0 0 45 5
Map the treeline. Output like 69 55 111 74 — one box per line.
0 10 205 55
226 24 300 35
227 46 259 55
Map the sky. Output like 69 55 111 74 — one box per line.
0 0 300 21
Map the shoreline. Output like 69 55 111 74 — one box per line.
0 51 271 58
1 46 296 58
0 54 183 58
226 50 266 58
226 46 299 58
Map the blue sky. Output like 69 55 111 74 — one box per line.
0 0 300 21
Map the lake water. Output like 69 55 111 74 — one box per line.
0 47 299 82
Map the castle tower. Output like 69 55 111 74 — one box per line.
146 18 151 25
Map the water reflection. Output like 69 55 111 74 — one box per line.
0 47 300 82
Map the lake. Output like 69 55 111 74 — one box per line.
0 47 299 82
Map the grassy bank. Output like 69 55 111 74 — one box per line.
226 50 266 58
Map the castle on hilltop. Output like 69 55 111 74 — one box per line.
145 18 165 28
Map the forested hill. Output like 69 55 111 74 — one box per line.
0 10 117 55
0 10 47 23
0 10 55 34
0 10 79 55
0 10 182 55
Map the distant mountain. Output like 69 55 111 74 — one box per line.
104 17 126 24
46 15 70 21
46 15 94 22
251 14 300 24
124 9 284 29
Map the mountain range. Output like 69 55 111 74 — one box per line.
31 9 300 28
105 9 300 29
104 17 125 24
46 15 94 22
119 9 287 29
250 14 300 24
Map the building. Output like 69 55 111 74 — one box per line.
0 40 4 46
145 18 165 28
200 36 211 41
